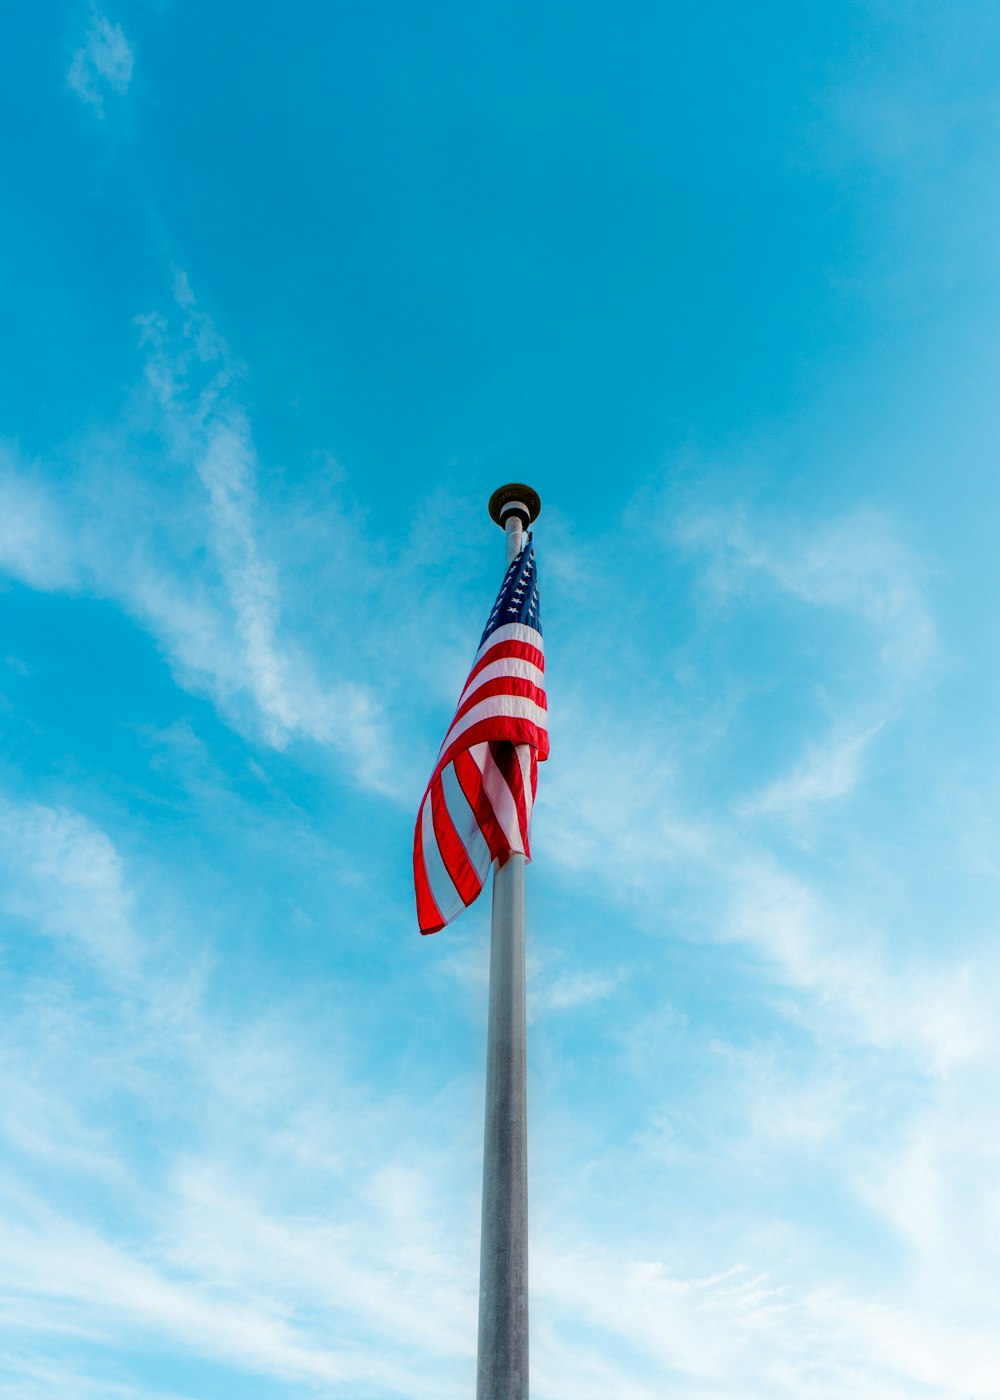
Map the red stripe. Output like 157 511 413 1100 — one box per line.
454 749 509 864
527 749 538 856
439 695 548 763
460 658 546 709
431 775 484 910
467 639 544 687
451 676 548 728
413 804 445 935
435 716 549 781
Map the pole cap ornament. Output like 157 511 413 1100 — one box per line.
488 483 541 529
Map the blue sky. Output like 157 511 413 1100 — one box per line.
1 2 999 1396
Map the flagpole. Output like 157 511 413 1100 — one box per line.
477 484 540 1400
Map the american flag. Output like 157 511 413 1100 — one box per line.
414 537 548 934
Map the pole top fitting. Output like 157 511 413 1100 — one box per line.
488 483 541 530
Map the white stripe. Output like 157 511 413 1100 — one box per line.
474 622 544 665
440 762 493 885
474 746 524 853
458 656 546 709
437 694 549 761
419 789 463 925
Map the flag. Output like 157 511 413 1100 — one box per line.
414 536 548 934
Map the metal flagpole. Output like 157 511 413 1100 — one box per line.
476 484 540 1400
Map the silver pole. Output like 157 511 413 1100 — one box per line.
502 510 524 565
476 850 528 1400
477 489 538 1400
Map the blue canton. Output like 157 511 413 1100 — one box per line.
479 535 542 648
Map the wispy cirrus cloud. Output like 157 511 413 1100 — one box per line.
736 718 885 819
0 797 139 984
719 851 992 1072
535 487 989 1086
675 503 936 824
674 503 937 682
532 1232 1000 1400
9 1 1000 1395
0 274 403 797
3 779 999 1400
67 9 134 116
2 403 997 1396
0 785 477 1396
0 463 78 593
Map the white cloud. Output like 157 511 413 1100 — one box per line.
0 1355 195 1400
2 752 1000 1400
0 798 138 983
538 693 710 882
67 10 134 116
532 1228 1000 1399
0 454 78 592
2 242 996 1400
737 720 885 818
676 504 937 682
0 277 400 798
197 417 293 741
720 852 992 1074
533 492 989 1083
534 966 625 1013
0 787 478 1395
857 1066 1000 1302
